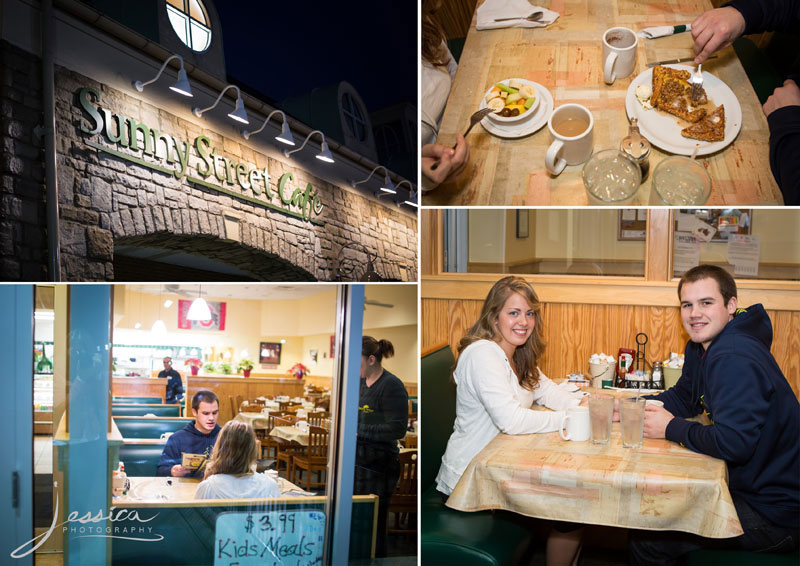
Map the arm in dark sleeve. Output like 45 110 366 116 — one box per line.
157 437 181 476
357 379 408 442
724 0 800 35
767 106 800 205
654 365 703 418
665 355 772 462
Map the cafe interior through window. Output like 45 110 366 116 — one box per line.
16 284 418 565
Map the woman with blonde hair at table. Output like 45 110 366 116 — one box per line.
194 420 280 500
436 275 587 566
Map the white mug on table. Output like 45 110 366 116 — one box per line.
545 104 594 175
560 406 591 441
603 26 637 84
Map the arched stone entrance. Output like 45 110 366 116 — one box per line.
113 234 316 281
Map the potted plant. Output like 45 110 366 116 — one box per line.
220 362 232 375
203 362 217 373
185 358 203 376
237 359 254 378
288 363 310 380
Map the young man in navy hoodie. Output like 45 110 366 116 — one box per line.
157 390 221 477
629 265 799 564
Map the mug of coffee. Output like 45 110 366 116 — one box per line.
603 27 638 84
545 104 594 175
160 432 173 441
560 406 591 441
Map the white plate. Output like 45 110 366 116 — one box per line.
625 65 742 156
480 81 553 139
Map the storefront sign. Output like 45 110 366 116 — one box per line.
77 87 324 225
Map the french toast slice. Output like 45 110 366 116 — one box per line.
681 104 725 142
650 66 708 123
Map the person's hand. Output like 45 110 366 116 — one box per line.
643 405 674 439
421 134 470 185
170 464 191 477
691 7 746 64
763 80 800 118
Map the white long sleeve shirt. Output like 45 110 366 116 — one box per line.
436 339 581 495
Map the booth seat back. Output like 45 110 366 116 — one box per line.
420 342 457 491
113 396 163 404
118 443 165 476
111 495 378 565
112 404 181 417
114 417 193 439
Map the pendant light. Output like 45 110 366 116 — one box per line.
187 285 212 321
134 288 142 329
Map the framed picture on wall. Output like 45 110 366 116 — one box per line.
516 210 529 238
618 209 647 240
259 342 281 365
675 208 752 241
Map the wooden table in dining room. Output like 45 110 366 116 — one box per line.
445 422 744 538
424 0 782 206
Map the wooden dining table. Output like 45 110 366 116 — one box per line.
425 0 783 205
446 420 744 538
116 474 312 502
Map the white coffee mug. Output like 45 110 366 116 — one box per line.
546 104 594 175
295 420 309 432
560 406 591 441
603 27 638 84
160 432 173 441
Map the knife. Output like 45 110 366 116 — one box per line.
646 55 717 68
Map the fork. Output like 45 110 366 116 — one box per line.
690 64 703 102
430 107 493 170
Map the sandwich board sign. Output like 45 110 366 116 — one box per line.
214 510 325 565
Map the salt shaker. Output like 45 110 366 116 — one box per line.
652 361 664 390
620 117 651 181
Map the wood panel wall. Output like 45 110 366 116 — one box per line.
422 299 800 399
187 377 306 425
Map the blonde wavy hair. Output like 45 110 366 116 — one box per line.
457 276 546 390
204 420 258 478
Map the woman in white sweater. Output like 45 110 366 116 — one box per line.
195 420 280 500
436 275 585 566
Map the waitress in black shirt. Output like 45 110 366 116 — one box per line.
354 336 409 557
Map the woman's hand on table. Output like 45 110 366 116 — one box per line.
763 80 800 118
690 6 746 64
643 405 675 439
421 134 470 185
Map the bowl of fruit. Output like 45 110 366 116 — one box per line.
482 78 540 125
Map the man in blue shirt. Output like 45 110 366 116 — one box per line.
630 265 799 564
157 356 184 405
157 390 221 477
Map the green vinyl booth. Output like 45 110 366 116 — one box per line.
420 342 533 566
113 396 163 404
113 417 193 439
112 404 181 417
118 443 167 477
687 547 800 564
110 495 378 565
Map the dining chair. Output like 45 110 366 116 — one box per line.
278 401 290 412
274 416 303 477
403 434 417 449
235 395 244 414
307 411 328 428
260 411 290 459
290 425 329 492
228 396 237 421
251 417 269 440
388 450 417 534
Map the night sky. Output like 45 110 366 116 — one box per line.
215 1 418 113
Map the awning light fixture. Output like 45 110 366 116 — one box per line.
395 180 418 208
284 130 334 163
350 165 396 194
193 84 249 124
133 54 193 97
241 109 295 146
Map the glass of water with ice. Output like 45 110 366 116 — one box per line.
582 149 642 205
652 156 712 205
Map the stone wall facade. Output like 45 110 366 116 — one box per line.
2 53 417 281
1 40 48 281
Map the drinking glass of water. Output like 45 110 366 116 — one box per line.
582 149 642 205
652 156 712 205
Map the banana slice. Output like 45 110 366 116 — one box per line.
487 98 505 113
506 92 522 104
520 85 536 99
484 87 501 103
508 79 523 90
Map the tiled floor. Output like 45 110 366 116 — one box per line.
34 435 53 474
